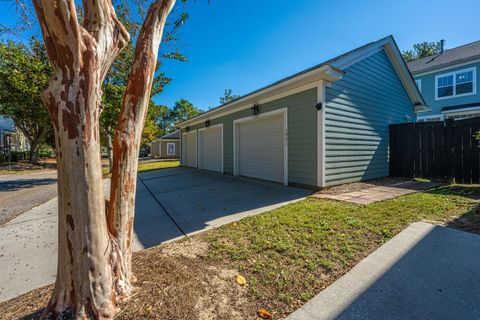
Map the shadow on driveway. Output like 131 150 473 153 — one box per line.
133 167 312 249
0 178 57 192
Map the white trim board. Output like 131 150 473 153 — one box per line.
198 124 224 174
316 80 326 188
176 36 425 129
233 108 288 186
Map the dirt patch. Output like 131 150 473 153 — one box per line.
316 177 412 195
0 238 255 320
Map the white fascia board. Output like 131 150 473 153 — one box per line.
329 36 426 110
176 65 343 128
442 106 480 114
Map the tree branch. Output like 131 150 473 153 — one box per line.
82 0 130 80
32 0 83 67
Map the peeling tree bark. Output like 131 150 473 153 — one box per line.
108 0 176 298
31 0 177 318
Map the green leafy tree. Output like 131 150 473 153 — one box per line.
402 41 444 62
170 98 202 124
219 88 240 104
0 38 53 164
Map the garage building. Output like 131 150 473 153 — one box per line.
150 130 180 159
176 36 426 188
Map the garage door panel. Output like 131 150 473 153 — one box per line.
199 126 222 173
183 132 197 168
237 113 285 184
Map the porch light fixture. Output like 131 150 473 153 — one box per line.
251 103 260 116
316 102 323 110
205 120 211 128
185 126 190 132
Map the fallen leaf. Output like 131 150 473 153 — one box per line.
257 309 273 319
235 274 247 286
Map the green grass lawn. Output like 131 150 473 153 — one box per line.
204 185 480 317
103 160 180 175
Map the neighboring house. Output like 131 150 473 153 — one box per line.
0 116 29 154
407 40 480 121
150 130 180 158
176 36 425 188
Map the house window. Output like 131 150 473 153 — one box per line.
167 142 175 156
435 67 476 100
415 79 422 92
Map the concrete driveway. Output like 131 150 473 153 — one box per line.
0 167 310 302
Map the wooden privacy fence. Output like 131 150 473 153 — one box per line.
389 117 480 184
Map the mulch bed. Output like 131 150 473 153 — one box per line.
0 239 256 320
315 177 413 195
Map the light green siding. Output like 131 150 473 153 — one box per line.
324 50 414 186
181 88 318 186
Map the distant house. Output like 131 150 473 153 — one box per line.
176 36 425 188
407 40 480 121
0 116 29 154
150 130 180 159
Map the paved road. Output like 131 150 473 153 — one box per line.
0 171 57 225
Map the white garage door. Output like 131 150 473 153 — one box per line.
182 131 197 168
237 113 285 184
199 125 223 173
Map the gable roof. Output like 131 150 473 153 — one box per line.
0 116 15 133
407 40 480 74
159 130 180 140
176 35 425 128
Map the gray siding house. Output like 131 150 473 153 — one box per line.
176 36 425 188
150 130 180 159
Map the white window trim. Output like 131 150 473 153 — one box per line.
166 142 176 156
198 124 224 173
415 79 422 92
435 67 476 101
233 108 288 186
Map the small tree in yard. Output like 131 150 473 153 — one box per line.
0 38 53 164
13 0 183 318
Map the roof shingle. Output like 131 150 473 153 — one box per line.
407 40 480 74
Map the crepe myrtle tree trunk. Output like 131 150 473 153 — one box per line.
32 0 175 318
108 0 175 298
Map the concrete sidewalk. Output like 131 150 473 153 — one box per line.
288 222 480 320
0 168 309 302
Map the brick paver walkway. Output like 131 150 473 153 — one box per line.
313 181 442 205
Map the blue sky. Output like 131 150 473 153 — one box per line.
1 0 478 110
